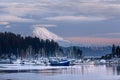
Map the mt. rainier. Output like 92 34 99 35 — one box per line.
33 27 71 47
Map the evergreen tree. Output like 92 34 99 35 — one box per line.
112 44 116 57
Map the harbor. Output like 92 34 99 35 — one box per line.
0 0 120 80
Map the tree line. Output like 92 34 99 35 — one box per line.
101 44 120 59
112 44 120 58
0 32 83 59
0 32 59 59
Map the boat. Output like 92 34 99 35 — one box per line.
21 60 35 65
73 59 95 65
94 59 106 65
34 59 46 66
12 59 22 64
50 59 70 66
0 59 11 64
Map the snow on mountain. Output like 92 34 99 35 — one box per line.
33 27 106 47
33 27 64 41
33 27 71 47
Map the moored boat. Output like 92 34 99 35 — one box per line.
50 59 70 66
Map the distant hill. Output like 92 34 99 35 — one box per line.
80 46 111 57
61 46 112 57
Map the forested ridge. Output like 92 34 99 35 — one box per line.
0 32 59 58
0 32 83 59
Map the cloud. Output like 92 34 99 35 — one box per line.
4 7 38 16
33 24 57 28
0 0 120 42
4 25 11 28
91 32 120 38
0 21 11 28
107 33 120 35
44 16 107 21
1 0 120 22
0 22 9 25
0 15 35 22
0 2 50 17
66 37 120 45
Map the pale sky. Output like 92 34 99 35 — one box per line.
0 0 120 45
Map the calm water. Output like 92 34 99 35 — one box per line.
0 64 120 80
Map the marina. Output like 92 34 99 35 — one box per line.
0 0 120 80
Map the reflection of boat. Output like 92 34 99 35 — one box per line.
50 60 70 66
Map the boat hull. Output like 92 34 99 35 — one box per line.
50 61 70 66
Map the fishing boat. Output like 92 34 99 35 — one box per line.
50 59 70 66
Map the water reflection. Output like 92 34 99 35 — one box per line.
38 64 120 76
34 65 100 76
37 65 91 76
106 64 120 75
37 69 63 76
0 65 120 80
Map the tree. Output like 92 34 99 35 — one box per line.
112 44 116 57
116 46 120 58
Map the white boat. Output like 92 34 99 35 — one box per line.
106 58 120 64
34 60 46 66
0 59 11 64
21 60 35 65
12 59 22 64
74 59 95 65
94 59 106 65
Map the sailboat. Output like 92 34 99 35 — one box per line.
49 49 70 66
50 59 70 66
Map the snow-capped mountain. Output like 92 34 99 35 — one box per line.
33 27 106 47
33 27 71 47
33 27 64 41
